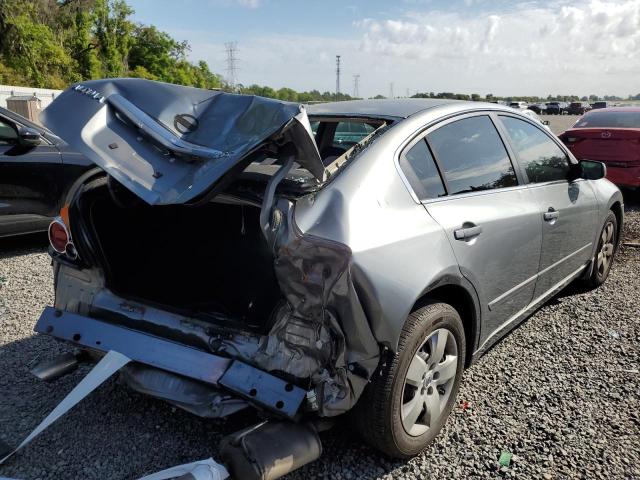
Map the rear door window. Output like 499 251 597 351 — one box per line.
399 139 446 200
499 116 570 183
427 115 518 194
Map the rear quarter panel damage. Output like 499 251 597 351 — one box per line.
294 114 467 354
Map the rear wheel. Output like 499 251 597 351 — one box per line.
354 302 465 458
585 211 617 287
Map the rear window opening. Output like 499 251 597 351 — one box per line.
310 117 387 168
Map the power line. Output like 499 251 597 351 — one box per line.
224 42 239 90
353 74 360 98
335 55 341 101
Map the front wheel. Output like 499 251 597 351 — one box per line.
353 302 465 458
585 211 618 287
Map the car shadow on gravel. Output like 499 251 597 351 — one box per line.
0 332 270 479
0 233 48 259
0 330 402 480
621 187 640 210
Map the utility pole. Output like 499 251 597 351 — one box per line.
335 55 341 101
353 74 360 98
224 42 239 91
389 82 394 99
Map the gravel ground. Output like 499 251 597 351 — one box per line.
540 114 578 135
1 193 639 480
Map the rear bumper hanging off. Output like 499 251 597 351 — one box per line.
34 307 306 418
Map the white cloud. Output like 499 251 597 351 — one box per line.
356 0 640 96
236 0 260 7
182 0 640 98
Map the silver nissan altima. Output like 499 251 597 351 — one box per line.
29 79 622 477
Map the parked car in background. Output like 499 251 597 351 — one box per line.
546 102 568 115
559 107 640 188
0 106 94 238
31 79 622 478
332 120 377 149
520 109 552 132
567 102 592 115
509 101 528 110
591 101 609 110
527 103 547 115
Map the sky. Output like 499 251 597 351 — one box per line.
127 0 640 98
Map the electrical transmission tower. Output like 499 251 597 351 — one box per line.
389 82 394 99
335 55 341 101
353 74 360 98
224 42 239 90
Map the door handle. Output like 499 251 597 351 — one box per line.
454 225 483 240
543 208 559 222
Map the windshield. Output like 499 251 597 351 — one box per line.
574 111 640 129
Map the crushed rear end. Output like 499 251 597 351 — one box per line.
30 79 381 475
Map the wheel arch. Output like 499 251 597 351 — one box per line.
609 200 623 251
410 279 481 368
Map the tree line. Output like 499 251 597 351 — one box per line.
0 1 636 104
410 92 639 103
0 0 355 103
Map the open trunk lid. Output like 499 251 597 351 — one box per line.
41 78 324 205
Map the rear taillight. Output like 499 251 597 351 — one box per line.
48 218 77 259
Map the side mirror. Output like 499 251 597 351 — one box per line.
575 160 606 180
17 126 41 147
542 120 550 126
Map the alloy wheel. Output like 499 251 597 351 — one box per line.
401 328 458 437
597 221 615 277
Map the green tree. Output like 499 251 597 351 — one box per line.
73 7 101 79
94 0 134 77
0 1 75 87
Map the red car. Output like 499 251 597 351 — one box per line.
559 107 640 188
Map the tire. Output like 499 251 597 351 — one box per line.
584 211 618 288
353 302 465 458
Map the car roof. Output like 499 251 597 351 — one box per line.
306 98 462 119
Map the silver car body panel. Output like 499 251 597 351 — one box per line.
42 92 623 419
299 100 622 353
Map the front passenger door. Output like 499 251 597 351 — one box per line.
498 115 598 298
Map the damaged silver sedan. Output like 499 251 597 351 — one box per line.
18 79 623 478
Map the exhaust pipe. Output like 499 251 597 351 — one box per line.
30 351 88 382
220 421 322 480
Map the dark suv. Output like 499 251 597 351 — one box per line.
567 102 592 115
545 102 568 115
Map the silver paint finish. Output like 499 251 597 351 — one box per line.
296 100 623 353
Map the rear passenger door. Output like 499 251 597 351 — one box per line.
498 115 598 298
399 113 543 345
